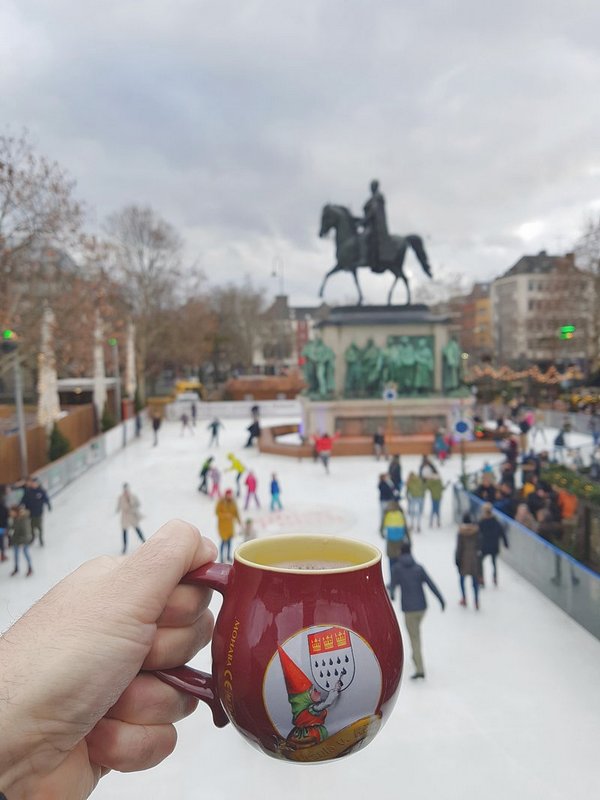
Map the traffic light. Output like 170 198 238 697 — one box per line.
559 325 575 340
1 328 18 353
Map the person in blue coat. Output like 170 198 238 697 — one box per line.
390 542 445 680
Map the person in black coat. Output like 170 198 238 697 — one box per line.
0 484 9 561
390 543 445 680
478 503 509 586
14 477 51 546
388 455 402 495
474 473 496 503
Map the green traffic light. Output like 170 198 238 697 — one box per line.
2 329 16 340
108 337 117 346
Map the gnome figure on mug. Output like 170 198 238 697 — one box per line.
277 645 342 750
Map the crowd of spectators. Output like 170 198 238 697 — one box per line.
473 441 580 545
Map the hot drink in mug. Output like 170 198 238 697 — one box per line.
156 534 403 763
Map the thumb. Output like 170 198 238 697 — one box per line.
112 519 218 625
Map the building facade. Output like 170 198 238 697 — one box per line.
491 251 594 366
256 295 330 371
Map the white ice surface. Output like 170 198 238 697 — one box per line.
1 419 599 800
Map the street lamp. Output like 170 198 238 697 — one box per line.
1 329 28 476
271 257 286 371
108 337 125 446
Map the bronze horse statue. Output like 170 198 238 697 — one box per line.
318 204 432 305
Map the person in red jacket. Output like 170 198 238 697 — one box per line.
312 431 341 474
244 470 260 510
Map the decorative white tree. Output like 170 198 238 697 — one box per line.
125 321 137 400
92 313 107 422
36 306 61 432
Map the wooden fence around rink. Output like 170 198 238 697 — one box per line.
0 404 96 484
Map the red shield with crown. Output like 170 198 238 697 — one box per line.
308 627 355 693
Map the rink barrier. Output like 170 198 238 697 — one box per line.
453 485 600 640
164 399 302 422
16 416 140 501
479 404 596 438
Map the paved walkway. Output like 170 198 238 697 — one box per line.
1 418 599 800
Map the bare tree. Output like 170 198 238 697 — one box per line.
575 214 600 372
0 131 84 390
104 205 183 400
0 130 83 322
144 295 217 392
52 271 129 378
206 279 266 381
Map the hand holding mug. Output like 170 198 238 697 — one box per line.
157 534 403 763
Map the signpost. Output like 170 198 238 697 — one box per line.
454 418 472 488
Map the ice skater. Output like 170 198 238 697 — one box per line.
151 413 162 446
312 431 340 474
244 471 260 510
215 489 240 562
209 463 222 498
478 503 509 587
9 506 34 577
198 456 214 494
381 500 409 588
14 476 51 546
529 411 547 448
243 517 256 542
455 512 480 609
180 412 194 436
390 542 445 680
406 472 425 533
225 453 246 497
0 485 8 562
116 483 146 554
426 475 449 528
270 473 283 511
207 417 223 447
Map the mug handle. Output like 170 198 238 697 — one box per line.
154 561 231 728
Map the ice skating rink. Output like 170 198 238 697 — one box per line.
1 418 599 800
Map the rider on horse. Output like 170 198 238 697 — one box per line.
358 180 395 273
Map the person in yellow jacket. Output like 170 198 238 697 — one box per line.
215 489 240 562
381 500 410 599
225 453 246 497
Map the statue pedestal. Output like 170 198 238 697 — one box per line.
316 304 451 396
295 303 472 452
301 395 473 450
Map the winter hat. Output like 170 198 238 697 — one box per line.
277 646 312 695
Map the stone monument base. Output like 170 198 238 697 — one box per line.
316 304 451 396
259 393 503 457
302 394 471 438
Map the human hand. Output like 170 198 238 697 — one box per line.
0 519 217 800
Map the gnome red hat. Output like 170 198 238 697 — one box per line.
277 646 312 694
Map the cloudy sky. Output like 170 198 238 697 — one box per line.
2 0 600 304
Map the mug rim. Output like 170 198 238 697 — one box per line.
234 534 381 574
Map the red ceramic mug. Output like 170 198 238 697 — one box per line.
156 534 403 763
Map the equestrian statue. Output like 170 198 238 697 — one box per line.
319 180 433 305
